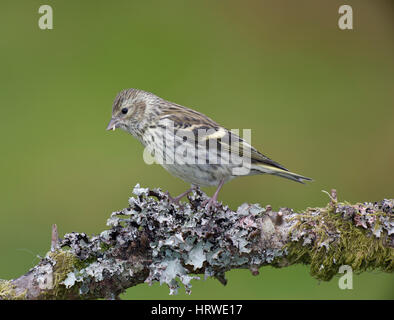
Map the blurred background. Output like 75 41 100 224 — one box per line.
0 0 393 299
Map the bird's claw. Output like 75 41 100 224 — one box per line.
165 191 179 205
165 190 192 209
202 198 221 212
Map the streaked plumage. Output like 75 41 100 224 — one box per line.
107 88 311 208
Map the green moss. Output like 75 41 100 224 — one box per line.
0 279 24 299
100 242 112 252
285 203 394 281
44 250 81 299
0 251 81 300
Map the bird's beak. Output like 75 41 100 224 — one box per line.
106 118 119 131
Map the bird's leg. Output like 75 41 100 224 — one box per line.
166 185 195 204
202 179 225 211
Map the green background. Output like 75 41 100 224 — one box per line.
0 0 393 299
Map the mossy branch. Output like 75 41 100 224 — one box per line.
0 186 393 300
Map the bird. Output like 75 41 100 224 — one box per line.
106 88 312 209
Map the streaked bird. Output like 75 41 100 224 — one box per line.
107 88 311 209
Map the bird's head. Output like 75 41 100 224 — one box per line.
106 88 158 134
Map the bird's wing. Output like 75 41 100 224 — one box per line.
215 129 289 171
157 104 288 171
158 103 220 128
214 130 315 183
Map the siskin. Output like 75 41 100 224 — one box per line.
107 88 311 209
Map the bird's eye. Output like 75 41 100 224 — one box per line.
121 108 128 115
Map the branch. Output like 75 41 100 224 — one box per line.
0 185 393 300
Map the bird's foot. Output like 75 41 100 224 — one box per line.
200 179 225 212
165 188 193 206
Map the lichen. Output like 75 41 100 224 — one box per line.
5 184 391 299
57 185 393 295
55 184 281 295
286 200 394 281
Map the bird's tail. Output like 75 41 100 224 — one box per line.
252 164 312 184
